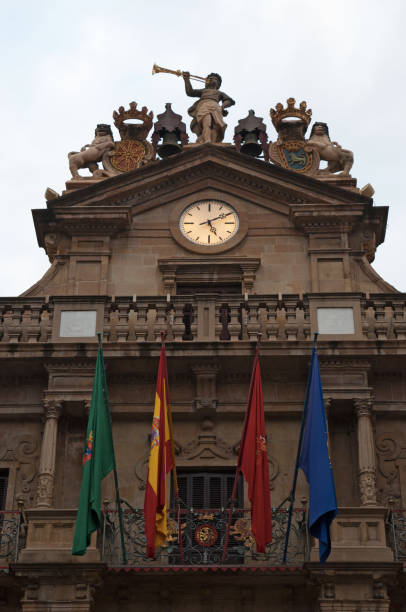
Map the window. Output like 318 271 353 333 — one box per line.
175 470 243 508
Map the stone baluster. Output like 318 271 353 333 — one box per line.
265 296 279 340
239 302 249 340
27 304 42 343
21 307 31 342
354 398 377 506
372 298 389 340
228 300 242 341
115 299 130 342
283 294 300 341
102 300 112 341
154 299 169 341
135 301 149 342
302 296 311 339
392 298 406 339
127 300 137 340
35 400 63 508
171 299 185 341
246 299 260 340
39 304 53 342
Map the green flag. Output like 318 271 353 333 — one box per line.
72 343 115 556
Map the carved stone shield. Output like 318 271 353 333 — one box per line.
103 139 155 175
269 140 319 175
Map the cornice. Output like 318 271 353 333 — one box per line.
42 144 373 210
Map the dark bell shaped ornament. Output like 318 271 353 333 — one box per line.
152 103 188 158
158 131 182 158
234 110 269 160
240 131 262 157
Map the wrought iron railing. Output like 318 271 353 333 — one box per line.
0 510 25 567
101 504 308 567
387 510 406 561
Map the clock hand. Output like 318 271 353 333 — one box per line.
199 212 233 225
209 222 217 236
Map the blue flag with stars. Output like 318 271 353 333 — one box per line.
299 345 337 563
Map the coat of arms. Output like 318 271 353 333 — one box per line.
268 98 319 176
102 102 155 174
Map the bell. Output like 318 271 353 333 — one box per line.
240 131 262 157
157 131 182 158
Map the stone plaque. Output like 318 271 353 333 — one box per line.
59 310 97 337
317 307 355 334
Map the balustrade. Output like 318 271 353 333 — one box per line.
102 504 308 567
387 510 406 561
0 509 25 565
0 294 405 344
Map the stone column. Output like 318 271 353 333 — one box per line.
35 399 63 508
354 398 377 506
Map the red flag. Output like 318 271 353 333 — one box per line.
144 342 175 559
238 350 272 552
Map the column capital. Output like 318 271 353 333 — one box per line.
354 397 373 418
43 399 63 420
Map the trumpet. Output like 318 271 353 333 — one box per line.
152 63 207 84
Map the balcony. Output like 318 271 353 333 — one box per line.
387 510 406 561
0 510 25 570
101 504 308 568
0 293 405 348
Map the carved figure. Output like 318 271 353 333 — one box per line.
68 124 114 178
183 72 235 144
308 122 354 176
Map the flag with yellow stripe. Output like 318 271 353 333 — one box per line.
144 341 175 558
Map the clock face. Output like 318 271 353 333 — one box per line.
179 201 239 246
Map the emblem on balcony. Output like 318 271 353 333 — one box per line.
256 434 267 455
83 430 93 465
195 524 218 547
150 417 160 449
230 518 255 548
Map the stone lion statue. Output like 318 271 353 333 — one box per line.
68 124 115 178
308 122 353 176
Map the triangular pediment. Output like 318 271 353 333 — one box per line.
34 144 378 248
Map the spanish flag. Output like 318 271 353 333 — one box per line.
144 341 175 558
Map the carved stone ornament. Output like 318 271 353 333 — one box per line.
268 98 319 175
308 122 354 176
68 124 115 179
102 101 155 174
376 433 405 506
0 434 39 506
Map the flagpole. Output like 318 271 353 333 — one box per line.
160 331 184 562
282 332 318 564
97 332 127 565
222 333 262 562
162 331 179 496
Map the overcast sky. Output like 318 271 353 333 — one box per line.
1 0 404 296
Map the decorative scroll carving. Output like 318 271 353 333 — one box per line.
177 418 236 462
0 434 39 506
376 433 405 506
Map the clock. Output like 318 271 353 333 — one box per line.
179 200 239 246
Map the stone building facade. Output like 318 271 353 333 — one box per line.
0 95 405 610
